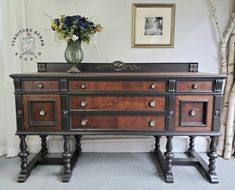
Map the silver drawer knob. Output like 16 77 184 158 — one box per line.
189 110 196 116
81 83 87 89
39 109 46 116
80 100 87 107
150 83 156 89
81 119 88 126
38 83 44 89
192 83 198 89
149 120 156 127
149 100 156 107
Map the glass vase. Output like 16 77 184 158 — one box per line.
64 40 84 73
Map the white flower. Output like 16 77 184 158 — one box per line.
72 35 79 41
65 36 72 41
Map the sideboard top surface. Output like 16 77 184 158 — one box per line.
10 72 226 79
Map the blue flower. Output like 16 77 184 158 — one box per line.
54 19 60 26
63 16 73 28
79 17 89 30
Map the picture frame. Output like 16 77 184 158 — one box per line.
132 3 175 48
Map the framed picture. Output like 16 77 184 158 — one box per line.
132 3 175 48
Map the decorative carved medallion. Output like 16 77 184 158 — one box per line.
96 61 141 72
38 63 47 72
189 63 198 72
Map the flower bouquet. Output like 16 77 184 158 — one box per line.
51 15 102 72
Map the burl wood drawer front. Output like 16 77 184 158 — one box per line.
69 81 166 92
175 96 213 131
70 96 165 111
23 95 61 131
24 80 59 91
71 115 165 130
177 81 213 92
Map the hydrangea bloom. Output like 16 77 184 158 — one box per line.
51 15 102 43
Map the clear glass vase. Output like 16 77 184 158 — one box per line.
64 40 84 73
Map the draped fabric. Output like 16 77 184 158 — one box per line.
0 0 26 157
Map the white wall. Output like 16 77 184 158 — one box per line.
25 0 231 72
21 0 232 153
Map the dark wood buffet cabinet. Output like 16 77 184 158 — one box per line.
10 62 226 183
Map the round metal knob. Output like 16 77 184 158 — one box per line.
63 110 69 115
189 110 196 116
39 109 46 116
149 100 156 107
192 83 198 89
215 110 220 117
149 120 156 127
150 83 156 89
81 119 88 126
38 83 44 89
80 100 87 107
81 83 87 89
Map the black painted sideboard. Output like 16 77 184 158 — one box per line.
10 62 226 183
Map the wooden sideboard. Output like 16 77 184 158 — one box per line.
10 62 226 183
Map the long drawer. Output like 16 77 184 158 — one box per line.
69 80 166 92
70 115 165 130
70 96 165 111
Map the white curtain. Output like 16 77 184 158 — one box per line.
0 0 26 157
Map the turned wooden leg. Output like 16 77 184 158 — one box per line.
164 136 174 183
74 135 81 152
40 135 48 153
154 136 161 152
18 135 29 182
62 135 72 182
207 136 219 183
188 136 196 158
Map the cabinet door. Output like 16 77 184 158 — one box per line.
175 96 213 131
23 95 61 131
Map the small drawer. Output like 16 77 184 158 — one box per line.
23 95 61 131
175 95 213 131
24 80 59 91
71 115 165 130
177 81 213 92
69 81 166 92
70 96 165 111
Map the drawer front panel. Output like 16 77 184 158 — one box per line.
24 81 59 91
69 81 166 92
177 81 213 92
23 95 61 131
71 115 165 130
70 96 165 111
175 95 213 131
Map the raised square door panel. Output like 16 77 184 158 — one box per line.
69 80 166 92
23 95 61 131
70 115 165 130
70 96 165 111
177 81 213 92
175 95 213 131
24 80 59 91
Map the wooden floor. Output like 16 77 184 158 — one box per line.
0 153 234 190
